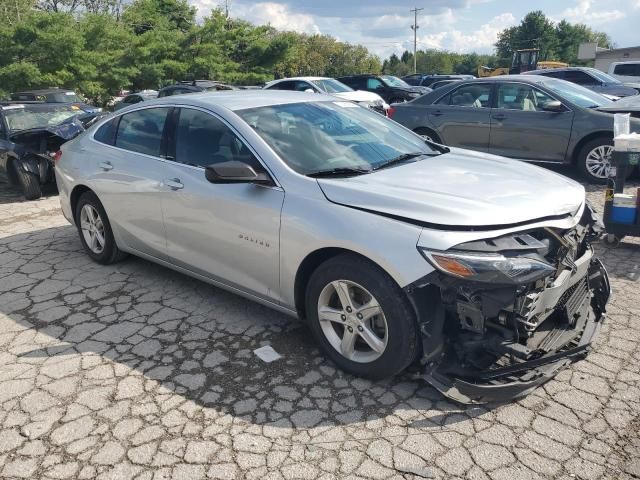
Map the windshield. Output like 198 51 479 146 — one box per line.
49 92 84 103
2 104 82 132
381 75 411 88
312 79 354 94
586 68 621 84
542 79 613 108
237 101 436 175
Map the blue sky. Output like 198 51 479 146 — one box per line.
189 0 640 58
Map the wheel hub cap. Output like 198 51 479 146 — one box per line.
586 145 613 179
80 205 105 254
317 280 388 364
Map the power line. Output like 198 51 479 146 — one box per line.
410 7 424 73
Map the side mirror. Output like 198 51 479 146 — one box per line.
304 88 315 93
205 160 271 184
542 100 564 112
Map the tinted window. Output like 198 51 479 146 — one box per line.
115 108 168 156
123 95 141 104
174 108 260 169
564 70 598 85
94 117 119 145
437 84 491 107
614 63 640 76
340 77 364 89
537 70 565 79
366 78 385 90
496 84 555 111
268 81 295 90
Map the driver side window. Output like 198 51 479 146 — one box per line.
173 108 262 170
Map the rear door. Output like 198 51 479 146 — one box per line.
159 106 284 300
89 107 171 259
489 82 573 161
427 83 493 151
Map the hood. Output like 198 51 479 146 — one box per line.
333 90 384 103
317 149 585 229
603 85 639 97
596 94 640 113
10 118 86 144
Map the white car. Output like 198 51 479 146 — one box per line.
264 77 389 115
608 61 640 85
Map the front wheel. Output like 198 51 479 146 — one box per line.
305 254 419 379
12 162 41 200
576 137 633 184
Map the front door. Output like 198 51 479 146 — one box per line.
428 83 493 151
489 83 573 162
160 107 284 301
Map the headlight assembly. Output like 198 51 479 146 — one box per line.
419 248 555 285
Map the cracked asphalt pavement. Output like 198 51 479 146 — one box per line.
0 177 639 480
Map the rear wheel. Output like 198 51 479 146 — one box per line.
305 254 419 379
11 162 41 200
75 191 127 264
414 127 441 144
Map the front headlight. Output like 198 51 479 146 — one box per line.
419 248 555 285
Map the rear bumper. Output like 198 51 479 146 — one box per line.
418 258 611 404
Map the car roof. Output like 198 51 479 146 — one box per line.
12 88 74 95
269 77 328 82
139 90 337 111
455 75 549 84
525 66 600 75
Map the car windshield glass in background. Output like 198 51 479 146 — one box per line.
587 68 621 84
50 92 84 103
542 79 613 108
2 104 81 131
381 75 410 88
237 101 436 175
312 79 353 94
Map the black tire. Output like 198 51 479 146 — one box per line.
12 162 41 200
75 191 127 264
576 136 632 184
414 127 442 144
305 254 419 380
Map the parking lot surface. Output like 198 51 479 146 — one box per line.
0 178 639 480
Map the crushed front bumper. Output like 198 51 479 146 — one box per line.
416 259 611 404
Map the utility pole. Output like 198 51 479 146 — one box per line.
410 7 424 74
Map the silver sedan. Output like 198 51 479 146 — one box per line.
55 91 610 403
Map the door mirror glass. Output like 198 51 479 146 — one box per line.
205 160 271 184
541 100 563 112
304 88 315 93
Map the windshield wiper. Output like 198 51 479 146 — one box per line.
374 152 432 171
307 167 371 178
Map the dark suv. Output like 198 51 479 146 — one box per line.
523 67 639 98
10 88 101 113
403 74 475 87
158 80 235 97
337 74 430 103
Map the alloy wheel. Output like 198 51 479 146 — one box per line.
585 145 613 179
317 280 388 363
80 204 106 254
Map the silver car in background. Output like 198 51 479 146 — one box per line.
55 91 610 403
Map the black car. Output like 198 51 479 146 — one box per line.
113 91 158 111
523 67 640 98
10 88 101 114
430 79 464 90
336 74 430 103
0 102 102 199
403 74 475 87
158 80 236 97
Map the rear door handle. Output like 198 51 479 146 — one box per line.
99 161 113 171
164 178 184 190
431 110 444 116
492 113 506 120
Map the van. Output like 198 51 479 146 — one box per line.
608 61 640 84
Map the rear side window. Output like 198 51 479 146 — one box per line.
173 108 260 169
614 64 640 76
564 70 597 85
115 108 168 156
537 70 565 79
94 117 119 145
437 84 492 107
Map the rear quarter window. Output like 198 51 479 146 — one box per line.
93 117 119 145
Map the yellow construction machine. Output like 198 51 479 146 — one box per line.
478 49 568 77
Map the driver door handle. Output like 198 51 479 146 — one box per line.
164 178 184 190
98 161 113 171
431 110 443 116
492 113 506 120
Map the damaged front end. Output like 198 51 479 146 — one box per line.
408 204 611 404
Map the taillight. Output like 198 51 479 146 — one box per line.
53 150 62 164
387 106 395 118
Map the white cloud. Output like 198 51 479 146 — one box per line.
417 12 516 53
560 0 624 25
